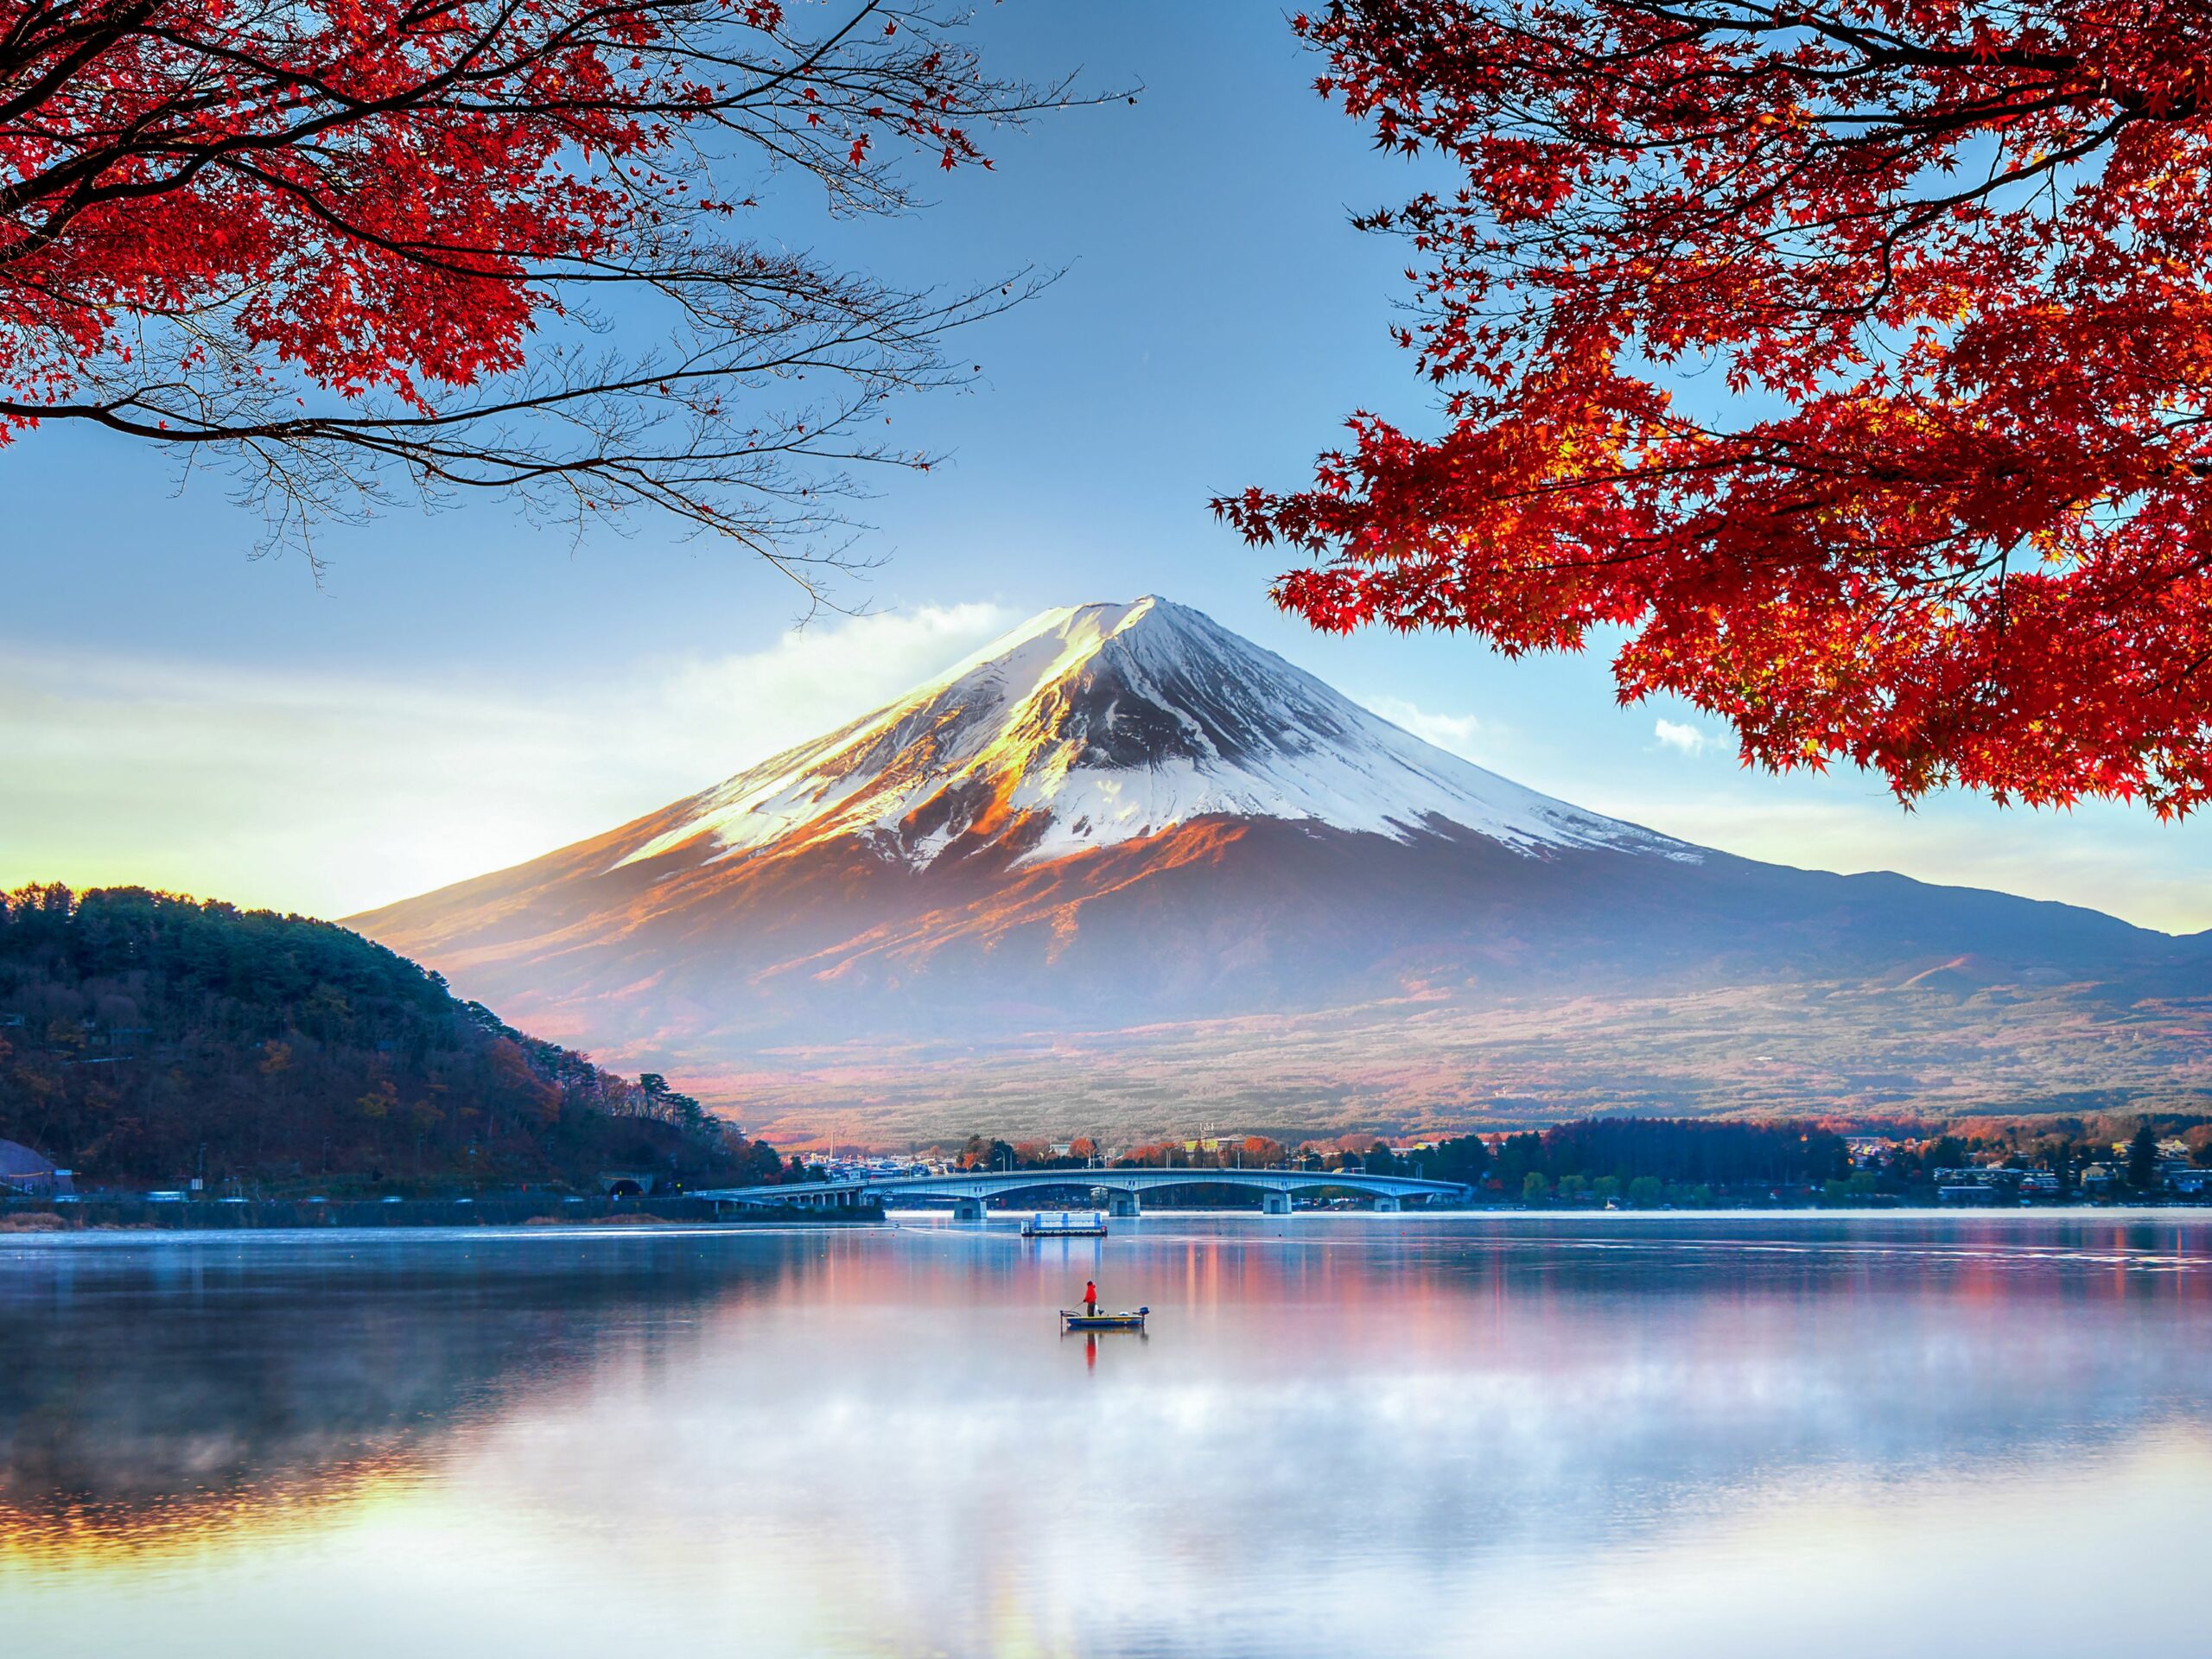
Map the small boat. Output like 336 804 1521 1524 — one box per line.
1024 1211 1109 1237
1060 1306 1148 1332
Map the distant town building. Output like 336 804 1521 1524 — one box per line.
1845 1136 1897 1168
1933 1166 2059 1202
1937 1183 2003 1205
0 1140 73 1199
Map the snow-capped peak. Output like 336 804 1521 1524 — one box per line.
614 597 1692 870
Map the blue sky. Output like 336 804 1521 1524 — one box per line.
3 3 2206 930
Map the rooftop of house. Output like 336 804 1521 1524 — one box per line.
0 1139 55 1179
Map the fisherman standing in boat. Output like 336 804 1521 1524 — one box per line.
1083 1279 1098 1317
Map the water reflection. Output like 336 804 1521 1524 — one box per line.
3 1215 2210 1657
0 1230 791 1548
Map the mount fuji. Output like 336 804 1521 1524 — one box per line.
611 596 1686 871
350 598 2212 1143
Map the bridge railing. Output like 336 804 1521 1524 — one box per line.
804 1166 1463 1185
696 1166 1474 1205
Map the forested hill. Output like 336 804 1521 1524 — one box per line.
0 885 785 1192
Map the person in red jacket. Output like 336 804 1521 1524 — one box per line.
1083 1280 1098 1317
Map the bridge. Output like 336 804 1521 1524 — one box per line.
694 1166 1475 1218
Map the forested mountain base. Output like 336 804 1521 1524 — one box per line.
0 886 783 1192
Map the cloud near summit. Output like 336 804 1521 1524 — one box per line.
1654 719 1715 757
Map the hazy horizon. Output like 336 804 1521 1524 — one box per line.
3 6 2207 931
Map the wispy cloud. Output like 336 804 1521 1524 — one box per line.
1653 718 1716 757
1359 695 1491 763
0 603 1014 919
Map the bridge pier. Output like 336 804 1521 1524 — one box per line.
1373 1195 1402 1212
1106 1190 1141 1218
1262 1190 1292 1216
953 1196 988 1221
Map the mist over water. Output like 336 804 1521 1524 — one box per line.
4 1214 2210 1657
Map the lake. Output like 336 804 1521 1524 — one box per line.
4 1212 2210 1656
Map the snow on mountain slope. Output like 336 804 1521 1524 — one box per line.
613 596 1694 871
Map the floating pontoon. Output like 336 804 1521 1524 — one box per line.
1023 1211 1109 1237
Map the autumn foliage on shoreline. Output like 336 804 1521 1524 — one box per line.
1221 0 2212 815
0 884 784 1190
0 0 1073 580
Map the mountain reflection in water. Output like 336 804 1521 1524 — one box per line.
3 1215 2211 1658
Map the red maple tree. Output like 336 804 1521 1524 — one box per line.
0 0 1079 584
1220 0 2212 815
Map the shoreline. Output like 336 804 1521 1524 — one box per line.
0 1194 882 1233
5 1202 2211 1239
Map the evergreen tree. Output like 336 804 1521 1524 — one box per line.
2128 1123 2162 1192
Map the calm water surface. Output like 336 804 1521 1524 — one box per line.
4 1212 2211 1656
